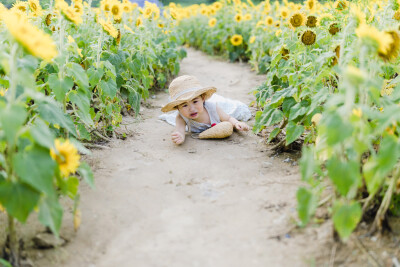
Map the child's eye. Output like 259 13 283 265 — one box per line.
193 100 198 104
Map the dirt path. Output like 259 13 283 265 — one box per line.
30 48 333 266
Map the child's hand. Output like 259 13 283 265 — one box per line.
235 122 250 131
171 131 185 145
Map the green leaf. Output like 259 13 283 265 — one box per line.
0 103 27 146
13 145 56 196
78 162 94 188
282 97 296 117
364 136 400 195
37 99 77 137
267 127 281 143
47 74 74 102
300 146 315 182
0 181 40 223
321 113 353 145
66 176 79 199
327 157 361 197
0 259 12 267
333 202 362 241
38 196 63 235
100 79 117 98
286 121 304 145
66 62 89 90
87 67 104 87
69 89 93 126
30 119 55 149
289 100 309 121
297 187 317 226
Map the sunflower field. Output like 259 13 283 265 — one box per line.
0 0 185 265
172 0 400 242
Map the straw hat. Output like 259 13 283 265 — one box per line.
161 75 216 113
199 121 233 139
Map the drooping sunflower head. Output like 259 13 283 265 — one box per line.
50 139 80 177
136 16 143 27
334 0 349 12
281 47 290 60
234 13 243 22
355 23 392 56
45 13 53 26
329 23 341 35
300 30 316 45
306 15 317 27
330 45 340 66
393 10 400 21
265 16 274 26
230 34 243 46
115 29 121 45
289 12 306 29
208 17 217 27
378 30 400 62
99 18 118 38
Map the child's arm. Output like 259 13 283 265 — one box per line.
171 114 186 145
216 105 250 131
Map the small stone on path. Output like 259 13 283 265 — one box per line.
33 233 66 249
262 161 273 168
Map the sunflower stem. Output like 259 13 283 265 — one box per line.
96 29 104 69
7 43 19 105
7 214 19 267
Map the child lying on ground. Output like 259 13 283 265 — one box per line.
161 75 250 145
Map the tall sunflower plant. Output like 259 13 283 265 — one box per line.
0 10 93 266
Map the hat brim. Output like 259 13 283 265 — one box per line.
161 86 216 113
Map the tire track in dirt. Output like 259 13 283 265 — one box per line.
31 48 332 267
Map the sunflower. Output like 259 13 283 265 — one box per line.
300 30 316 45
3 11 58 62
208 17 217 27
393 10 400 21
73 2 84 15
281 47 290 60
249 35 256 44
50 139 80 177
274 21 281 28
355 23 392 56
28 0 42 16
378 31 400 62
157 21 164 28
280 7 290 19
45 13 53 26
265 16 274 26
111 2 122 18
331 45 340 66
334 0 349 12
306 15 317 27
136 17 143 26
230 34 243 46
289 12 306 29
115 29 121 45
304 0 317 13
122 3 132 13
99 18 118 38
213 2 222 10
328 23 340 35
234 13 243 22
275 29 282 37
243 13 252 21
12 1 28 13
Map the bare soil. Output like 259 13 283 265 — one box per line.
1 48 399 267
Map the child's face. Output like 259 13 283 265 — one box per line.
177 96 204 120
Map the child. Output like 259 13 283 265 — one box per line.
161 75 250 145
